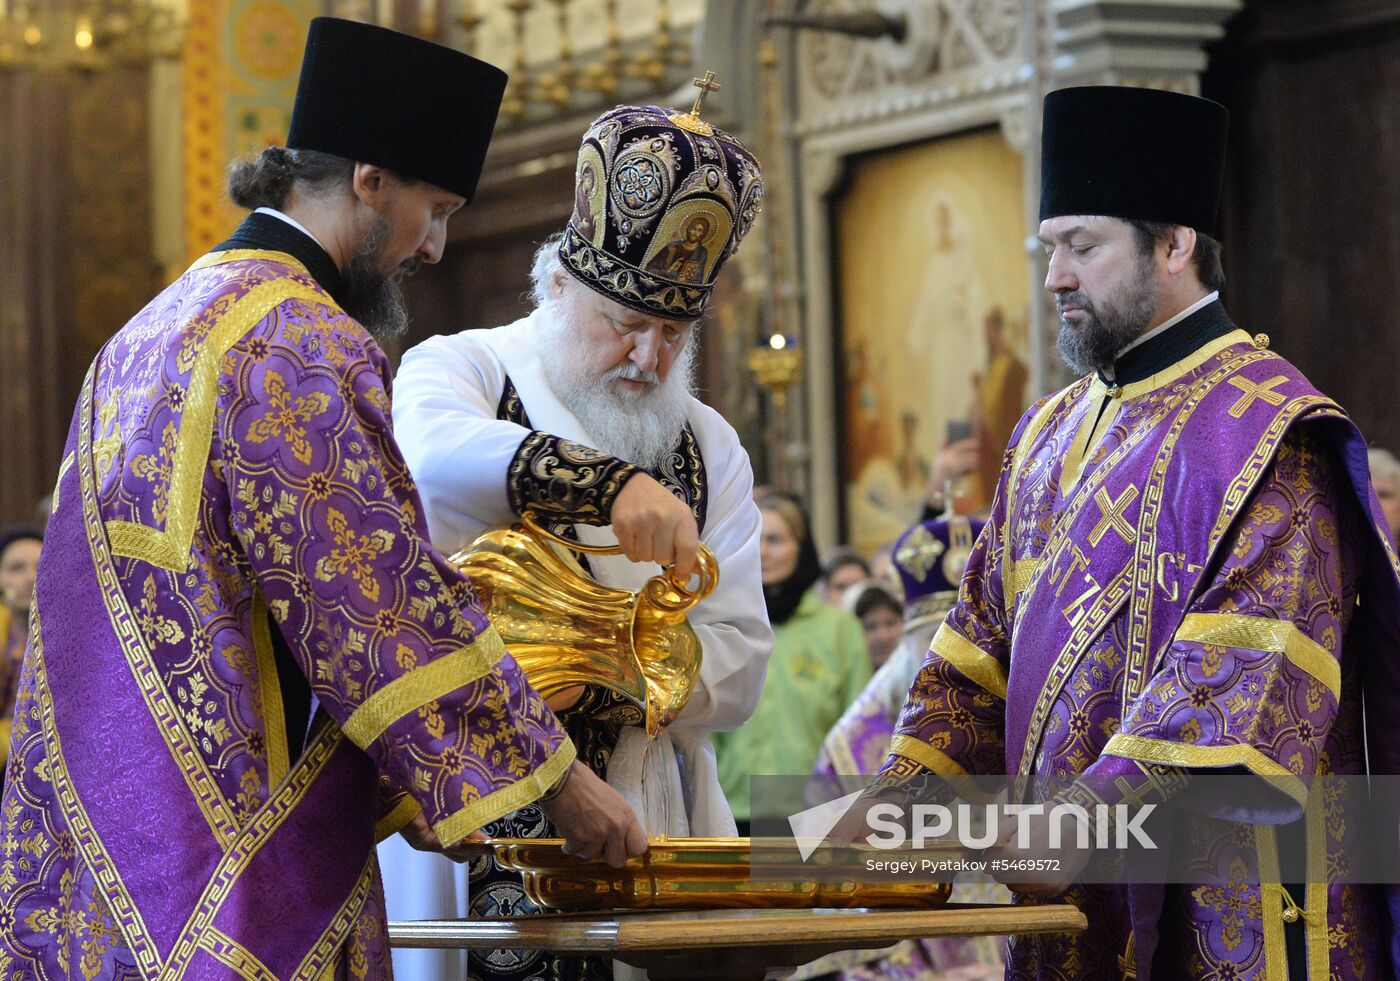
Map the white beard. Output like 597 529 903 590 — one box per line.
533 294 696 473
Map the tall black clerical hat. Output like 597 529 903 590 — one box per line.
287 17 507 202
1039 85 1229 237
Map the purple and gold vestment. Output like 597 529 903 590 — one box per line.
0 247 573 978
878 324 1400 981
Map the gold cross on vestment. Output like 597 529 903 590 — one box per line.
1089 485 1140 547
1113 776 1152 810
894 524 944 583
690 70 721 115
1227 375 1289 419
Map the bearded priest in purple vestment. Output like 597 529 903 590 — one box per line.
383 98 774 981
845 86 1400 981
0 18 647 979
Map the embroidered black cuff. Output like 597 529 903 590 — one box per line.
507 431 640 526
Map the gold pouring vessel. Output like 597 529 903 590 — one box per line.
450 513 717 738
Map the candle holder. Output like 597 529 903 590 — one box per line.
746 334 803 410
748 335 803 490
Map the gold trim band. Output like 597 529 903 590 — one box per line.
887 734 969 778
188 248 307 274
1008 559 1038 600
341 629 508 748
434 739 577 846
1118 329 1256 401
930 623 1007 701
107 274 333 572
1255 824 1288 981
51 452 75 515
252 587 290 788
199 928 281 981
1104 733 1306 807
375 793 422 843
823 730 862 779
1175 612 1340 701
1305 785 1328 979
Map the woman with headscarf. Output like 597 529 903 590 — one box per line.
713 493 870 834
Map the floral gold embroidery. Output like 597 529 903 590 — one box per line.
314 509 394 602
22 873 122 980
1200 643 1225 677
246 369 331 466
92 393 123 481
1179 718 1202 744
130 422 178 523
1190 859 1260 954
136 574 185 647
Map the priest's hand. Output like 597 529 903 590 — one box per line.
541 762 648 868
612 473 700 579
825 789 899 845
986 807 1092 898
401 809 491 862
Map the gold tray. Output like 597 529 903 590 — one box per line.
491 837 959 912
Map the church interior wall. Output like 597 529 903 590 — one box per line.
0 68 159 527
3 0 1400 536
777 0 1053 552
1204 0 1400 457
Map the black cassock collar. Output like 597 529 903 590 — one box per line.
211 211 347 308
1098 298 1238 388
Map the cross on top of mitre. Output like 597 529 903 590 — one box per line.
669 70 722 136
690 71 721 114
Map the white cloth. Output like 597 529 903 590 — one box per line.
378 313 772 968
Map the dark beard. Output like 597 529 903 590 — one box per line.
1055 256 1161 376
340 214 417 342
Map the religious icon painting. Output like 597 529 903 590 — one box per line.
574 145 607 247
834 127 1033 555
641 200 733 286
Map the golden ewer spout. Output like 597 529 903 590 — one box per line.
449 514 718 738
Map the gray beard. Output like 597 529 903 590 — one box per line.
534 298 695 472
1054 260 1161 376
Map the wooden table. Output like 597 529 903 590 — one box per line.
388 904 1086 980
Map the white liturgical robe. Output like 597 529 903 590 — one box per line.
377 311 773 974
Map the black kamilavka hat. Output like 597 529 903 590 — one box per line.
1039 86 1229 237
287 17 507 202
